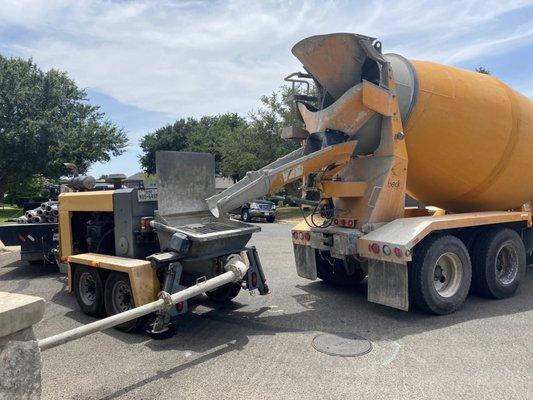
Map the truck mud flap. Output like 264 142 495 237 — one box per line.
293 244 317 280
367 259 408 311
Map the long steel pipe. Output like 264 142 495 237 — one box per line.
38 258 248 351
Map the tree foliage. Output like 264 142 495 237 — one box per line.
139 118 197 174
475 66 491 75
139 86 301 180
0 55 128 199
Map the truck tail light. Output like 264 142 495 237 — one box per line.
370 243 380 254
251 272 258 287
394 247 402 257
176 301 184 312
293 231 310 242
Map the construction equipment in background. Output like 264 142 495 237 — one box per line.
209 33 533 315
57 151 268 336
0 167 98 264
18 201 59 224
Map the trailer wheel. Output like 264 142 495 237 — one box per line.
471 228 526 299
206 282 241 303
73 265 105 317
104 272 149 332
409 235 471 314
316 252 366 286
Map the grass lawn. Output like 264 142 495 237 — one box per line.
276 206 312 221
0 205 22 224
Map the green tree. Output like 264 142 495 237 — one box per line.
187 114 247 173
219 86 300 180
475 66 491 75
139 85 306 181
4 175 52 205
0 55 127 199
139 118 198 174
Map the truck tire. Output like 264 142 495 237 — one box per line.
316 252 366 286
241 208 251 222
409 234 471 315
471 228 526 299
104 272 149 332
266 216 276 223
206 282 242 303
73 265 105 317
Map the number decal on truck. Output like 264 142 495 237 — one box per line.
137 188 158 202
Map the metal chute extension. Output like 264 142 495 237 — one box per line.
206 141 357 218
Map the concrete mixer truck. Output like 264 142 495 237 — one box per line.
208 33 533 315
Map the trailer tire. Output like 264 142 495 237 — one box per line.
471 228 526 299
316 252 366 286
104 272 150 332
409 235 471 315
206 282 241 303
73 265 105 317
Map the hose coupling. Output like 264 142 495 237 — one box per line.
158 291 173 311
224 255 248 279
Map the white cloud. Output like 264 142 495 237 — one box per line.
1 0 532 116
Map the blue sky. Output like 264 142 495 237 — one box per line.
1 0 532 177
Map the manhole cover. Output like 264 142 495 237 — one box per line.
312 333 372 357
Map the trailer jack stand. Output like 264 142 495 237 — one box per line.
147 262 180 339
147 323 176 340
147 291 175 339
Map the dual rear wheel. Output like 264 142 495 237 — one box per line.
73 267 148 331
409 228 526 314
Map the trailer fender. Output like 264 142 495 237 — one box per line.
67 253 160 307
357 211 530 264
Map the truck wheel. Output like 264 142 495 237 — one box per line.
316 252 366 286
409 235 471 315
73 265 105 317
471 228 526 299
241 209 251 222
266 216 276 223
104 272 149 332
206 282 241 303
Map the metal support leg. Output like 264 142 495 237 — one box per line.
148 262 181 337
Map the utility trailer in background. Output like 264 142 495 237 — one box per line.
0 222 59 263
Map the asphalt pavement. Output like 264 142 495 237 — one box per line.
0 222 531 399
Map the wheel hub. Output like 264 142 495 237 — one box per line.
495 243 519 285
79 272 96 305
112 281 133 312
433 252 463 298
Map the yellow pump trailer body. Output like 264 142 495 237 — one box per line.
404 61 533 212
